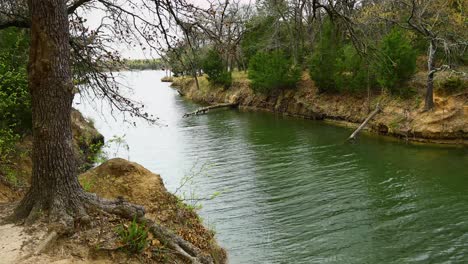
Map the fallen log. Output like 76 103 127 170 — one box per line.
183 103 238 118
347 103 381 141
177 89 185 96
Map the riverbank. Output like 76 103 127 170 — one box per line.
171 72 467 146
0 110 226 263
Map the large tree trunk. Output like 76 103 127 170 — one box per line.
14 0 83 222
14 0 143 226
425 40 436 110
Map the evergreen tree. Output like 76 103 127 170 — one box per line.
309 19 341 93
248 50 300 93
202 49 232 88
375 28 417 94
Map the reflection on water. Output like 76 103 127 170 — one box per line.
75 70 468 263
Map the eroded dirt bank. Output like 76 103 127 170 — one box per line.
172 74 467 146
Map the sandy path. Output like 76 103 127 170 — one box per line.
0 223 29 263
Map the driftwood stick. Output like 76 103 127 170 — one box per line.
347 103 381 141
183 103 238 118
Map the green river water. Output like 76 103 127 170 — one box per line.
75 70 468 263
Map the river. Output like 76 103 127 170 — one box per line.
75 70 468 263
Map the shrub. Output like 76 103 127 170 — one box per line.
437 77 465 94
375 28 417 94
248 51 300 93
201 49 232 88
116 217 149 254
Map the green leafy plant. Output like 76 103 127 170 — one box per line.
0 28 31 134
116 217 149 254
174 161 225 213
0 29 30 184
77 134 105 172
84 134 129 168
1 166 19 187
0 128 21 187
107 135 129 156
80 177 95 192
0 128 19 161
248 50 300 93
88 141 107 164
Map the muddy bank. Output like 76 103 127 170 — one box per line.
172 74 467 146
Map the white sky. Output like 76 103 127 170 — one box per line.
83 0 253 59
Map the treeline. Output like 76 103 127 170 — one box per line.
163 0 467 110
121 58 165 71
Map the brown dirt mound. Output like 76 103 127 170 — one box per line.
80 158 226 262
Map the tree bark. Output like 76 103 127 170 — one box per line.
13 0 144 226
13 0 83 222
425 40 436 110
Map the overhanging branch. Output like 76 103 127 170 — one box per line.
0 0 93 30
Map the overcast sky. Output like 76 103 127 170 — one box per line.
83 0 253 59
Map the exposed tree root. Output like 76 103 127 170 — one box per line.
11 190 144 231
147 218 214 264
10 190 214 263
